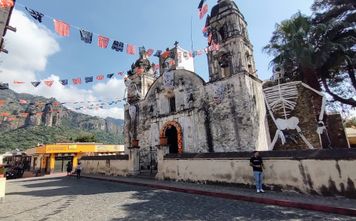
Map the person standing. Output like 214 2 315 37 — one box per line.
66 162 72 175
250 151 265 193
76 162 82 179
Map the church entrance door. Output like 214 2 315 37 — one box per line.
166 126 178 153
160 121 183 154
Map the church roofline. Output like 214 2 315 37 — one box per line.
142 69 206 101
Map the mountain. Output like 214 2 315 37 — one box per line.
0 89 124 153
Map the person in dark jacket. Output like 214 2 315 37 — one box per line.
66 162 73 175
250 151 265 193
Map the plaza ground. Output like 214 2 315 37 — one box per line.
0 175 355 221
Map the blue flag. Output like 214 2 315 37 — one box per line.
112 41 124 52
80 30 93 44
107 73 114 79
85 76 94 83
31 81 41 87
59 79 68 86
154 50 162 57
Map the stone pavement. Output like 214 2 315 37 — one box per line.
82 174 356 216
0 174 354 221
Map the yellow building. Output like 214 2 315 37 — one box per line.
33 143 124 174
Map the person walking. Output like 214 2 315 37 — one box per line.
76 162 82 179
66 161 73 175
250 151 265 193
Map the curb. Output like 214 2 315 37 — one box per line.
80 175 356 217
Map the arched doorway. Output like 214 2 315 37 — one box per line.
160 121 183 154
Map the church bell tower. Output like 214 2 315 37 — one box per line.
206 0 257 82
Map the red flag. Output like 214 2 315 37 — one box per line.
36 112 43 116
7 117 16 121
98 36 110 48
13 80 25 84
146 49 154 57
96 75 104 80
154 64 160 70
126 44 136 55
0 0 14 8
199 4 208 19
161 51 170 59
53 19 70 37
19 99 28 105
44 80 54 87
72 78 81 85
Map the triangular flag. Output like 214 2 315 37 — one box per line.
25 7 44 23
126 44 136 55
98 36 109 48
44 80 54 87
107 73 114 79
59 79 68 86
0 0 13 8
31 81 41 87
80 29 93 44
53 19 70 37
72 78 81 85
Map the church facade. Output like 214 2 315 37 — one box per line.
124 0 269 170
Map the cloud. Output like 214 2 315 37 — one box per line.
0 9 126 119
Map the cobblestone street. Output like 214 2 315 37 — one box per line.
0 175 354 221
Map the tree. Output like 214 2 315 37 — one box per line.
264 0 356 107
74 134 96 143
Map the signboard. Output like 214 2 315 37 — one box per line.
95 145 124 152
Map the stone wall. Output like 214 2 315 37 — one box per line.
157 149 356 198
81 155 129 177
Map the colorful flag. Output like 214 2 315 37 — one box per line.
154 50 162 57
19 99 28 105
146 49 154 57
126 44 136 55
117 72 124 76
112 41 124 52
107 73 114 79
197 0 207 10
25 7 44 23
0 0 13 8
85 76 94 83
53 19 70 37
13 81 25 84
98 36 109 48
96 75 104 80
80 29 93 44
59 79 68 86
202 26 208 37
44 80 54 87
31 81 41 87
0 100 5 106
72 78 81 85
154 64 160 70
36 112 43 116
53 102 60 106
199 4 208 20
197 50 203 56
161 50 170 59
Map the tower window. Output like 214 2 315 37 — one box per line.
169 96 176 113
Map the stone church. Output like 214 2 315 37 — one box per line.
124 0 269 170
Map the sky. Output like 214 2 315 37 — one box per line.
0 0 315 119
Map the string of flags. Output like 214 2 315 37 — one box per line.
14 2 217 58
